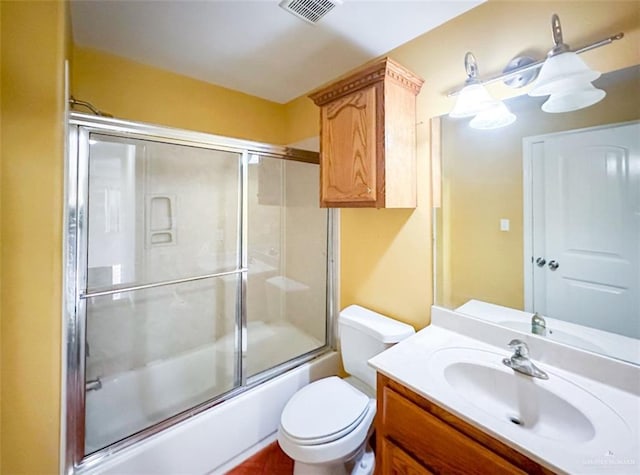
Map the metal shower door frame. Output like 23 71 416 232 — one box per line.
62 113 337 474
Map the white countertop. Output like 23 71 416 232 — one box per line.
369 306 640 475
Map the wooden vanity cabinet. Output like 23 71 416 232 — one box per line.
376 373 555 475
309 57 424 208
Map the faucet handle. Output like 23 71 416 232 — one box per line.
508 339 529 357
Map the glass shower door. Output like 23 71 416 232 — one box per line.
246 155 328 378
66 117 333 471
83 134 243 453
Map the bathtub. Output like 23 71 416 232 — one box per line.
84 320 337 473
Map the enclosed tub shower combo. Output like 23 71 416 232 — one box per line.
63 113 336 473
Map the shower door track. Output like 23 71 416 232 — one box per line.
63 112 339 475
69 113 321 164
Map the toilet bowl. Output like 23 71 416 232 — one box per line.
278 377 376 475
277 305 415 475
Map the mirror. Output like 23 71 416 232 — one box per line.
434 64 640 364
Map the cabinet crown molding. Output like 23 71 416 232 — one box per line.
309 57 424 106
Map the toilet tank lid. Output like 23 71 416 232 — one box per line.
340 305 415 343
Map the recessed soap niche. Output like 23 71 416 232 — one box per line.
146 194 177 247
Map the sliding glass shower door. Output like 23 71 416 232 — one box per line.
83 134 243 452
246 156 328 377
65 114 333 471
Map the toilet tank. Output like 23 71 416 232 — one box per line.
339 305 415 391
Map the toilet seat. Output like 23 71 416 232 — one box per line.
280 376 370 446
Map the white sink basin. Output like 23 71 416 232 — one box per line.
428 347 631 446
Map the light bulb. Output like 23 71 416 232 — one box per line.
450 83 496 118
529 52 601 97
541 84 606 113
469 101 516 130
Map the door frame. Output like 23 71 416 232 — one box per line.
522 120 639 313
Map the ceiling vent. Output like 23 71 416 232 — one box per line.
279 0 342 25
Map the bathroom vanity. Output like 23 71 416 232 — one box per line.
376 373 551 474
370 306 640 475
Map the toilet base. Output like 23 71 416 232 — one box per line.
347 443 375 475
292 443 374 475
293 461 348 475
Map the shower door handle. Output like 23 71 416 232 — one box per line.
86 378 102 392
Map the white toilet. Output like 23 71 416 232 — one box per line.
277 305 415 475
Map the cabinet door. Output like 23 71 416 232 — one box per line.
320 85 378 206
381 439 433 475
382 388 526 475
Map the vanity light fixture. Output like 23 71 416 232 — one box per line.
450 52 516 129
449 52 496 118
528 14 606 112
447 14 624 116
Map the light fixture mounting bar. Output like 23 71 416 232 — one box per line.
447 32 624 97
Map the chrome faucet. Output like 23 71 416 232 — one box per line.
531 312 547 336
502 339 549 380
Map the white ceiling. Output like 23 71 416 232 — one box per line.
71 0 484 104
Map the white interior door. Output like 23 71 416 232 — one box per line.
529 121 640 338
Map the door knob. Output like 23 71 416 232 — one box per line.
548 260 559 271
535 257 546 267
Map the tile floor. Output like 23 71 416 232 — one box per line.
226 442 294 475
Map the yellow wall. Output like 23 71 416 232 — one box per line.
72 46 323 146
333 0 640 329
72 46 288 145
1 1 69 473
0 0 3 468
283 95 318 144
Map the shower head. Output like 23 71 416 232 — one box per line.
69 96 113 117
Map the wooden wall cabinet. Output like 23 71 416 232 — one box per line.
376 374 555 475
309 58 424 208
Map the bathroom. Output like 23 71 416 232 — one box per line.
0 0 638 474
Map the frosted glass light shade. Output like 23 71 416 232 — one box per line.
542 84 606 113
469 101 516 129
529 52 601 97
450 83 496 118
